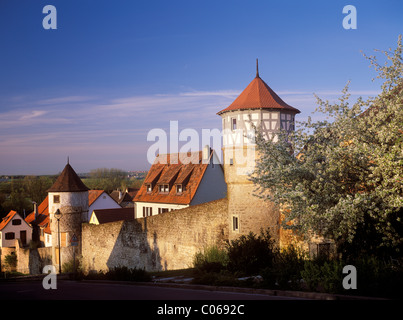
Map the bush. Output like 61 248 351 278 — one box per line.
226 230 276 276
4 252 17 270
83 266 151 282
106 266 151 282
262 245 306 289
193 245 228 273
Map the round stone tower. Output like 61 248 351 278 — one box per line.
47 160 89 272
217 60 300 242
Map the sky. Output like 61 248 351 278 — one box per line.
0 0 402 175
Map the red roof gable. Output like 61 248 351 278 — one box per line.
134 150 212 205
0 210 18 231
217 75 300 115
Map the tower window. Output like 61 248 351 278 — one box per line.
232 216 239 232
231 118 237 130
53 195 60 203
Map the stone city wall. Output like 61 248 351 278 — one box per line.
81 198 229 273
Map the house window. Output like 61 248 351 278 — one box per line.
158 208 169 214
159 184 169 193
176 184 183 194
143 207 153 217
12 219 21 225
232 216 239 232
53 195 60 203
229 158 234 166
231 118 237 131
5 232 15 240
146 184 152 193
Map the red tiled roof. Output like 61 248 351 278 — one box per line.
91 208 134 224
47 163 89 192
134 150 212 205
25 190 109 234
88 190 105 206
25 196 49 226
217 75 300 115
0 210 18 231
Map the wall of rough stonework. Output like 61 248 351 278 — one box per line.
227 183 280 242
81 198 228 273
15 246 52 274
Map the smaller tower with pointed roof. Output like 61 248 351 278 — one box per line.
217 61 300 241
48 161 89 271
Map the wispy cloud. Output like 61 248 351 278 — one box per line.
0 87 380 174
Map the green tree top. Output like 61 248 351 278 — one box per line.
251 35 403 258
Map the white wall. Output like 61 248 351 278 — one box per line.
86 192 121 222
0 213 32 248
134 202 188 219
48 191 89 217
191 156 227 206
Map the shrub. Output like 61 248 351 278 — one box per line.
262 245 306 289
83 266 151 282
226 230 276 276
193 245 228 273
4 252 17 270
300 260 322 291
106 266 151 282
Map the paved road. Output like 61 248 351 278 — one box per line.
0 280 303 300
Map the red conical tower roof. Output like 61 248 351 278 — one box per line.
47 162 89 192
217 61 300 115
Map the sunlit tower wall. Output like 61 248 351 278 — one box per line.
48 161 89 271
217 61 300 242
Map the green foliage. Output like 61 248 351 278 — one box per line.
83 266 151 282
192 236 403 298
262 245 306 289
4 252 17 269
251 35 403 257
193 245 228 273
226 230 276 276
84 168 128 192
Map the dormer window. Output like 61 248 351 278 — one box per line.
176 184 183 194
146 184 152 193
159 184 169 193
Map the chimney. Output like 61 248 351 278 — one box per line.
118 190 123 200
202 145 210 164
33 202 38 221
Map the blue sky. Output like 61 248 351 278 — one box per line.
0 0 402 174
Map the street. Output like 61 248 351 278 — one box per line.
0 280 302 300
